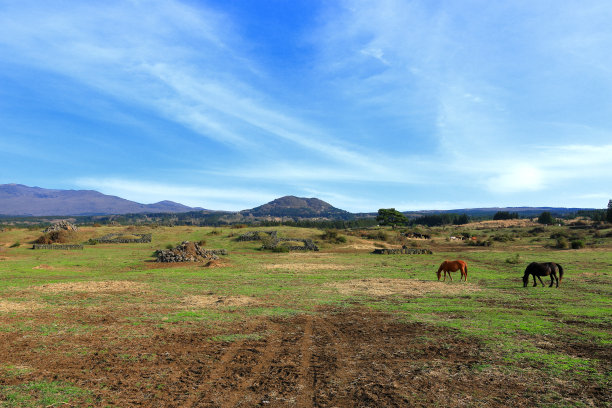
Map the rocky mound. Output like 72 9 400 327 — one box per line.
156 241 225 263
44 220 78 233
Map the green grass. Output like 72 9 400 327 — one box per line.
1 224 610 405
0 381 90 407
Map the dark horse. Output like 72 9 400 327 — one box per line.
523 262 564 288
437 260 468 282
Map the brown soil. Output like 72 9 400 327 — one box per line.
0 308 605 407
32 264 55 270
182 295 260 308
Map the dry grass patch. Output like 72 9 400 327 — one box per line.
329 278 481 297
262 263 353 272
36 281 151 294
462 219 538 228
182 295 260 308
0 300 44 312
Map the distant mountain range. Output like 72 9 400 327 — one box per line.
0 184 202 216
0 184 597 218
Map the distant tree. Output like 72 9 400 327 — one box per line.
608 200 612 223
537 211 554 225
454 214 470 225
376 208 408 226
493 211 519 220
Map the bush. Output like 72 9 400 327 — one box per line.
165 243 175 250
9 241 20 248
197 239 207 246
505 253 521 264
528 227 546 235
320 229 347 244
231 224 247 229
571 240 585 249
208 229 222 236
364 230 390 241
34 230 73 244
555 237 569 249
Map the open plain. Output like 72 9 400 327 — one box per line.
0 223 610 407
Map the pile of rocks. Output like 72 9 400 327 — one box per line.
262 237 319 251
44 220 78 233
155 241 227 263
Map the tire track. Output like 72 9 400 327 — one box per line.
296 314 314 407
184 338 245 407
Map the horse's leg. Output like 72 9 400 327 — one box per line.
533 274 537 287
549 273 555 288
537 275 545 287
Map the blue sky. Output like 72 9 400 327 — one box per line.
1 0 611 212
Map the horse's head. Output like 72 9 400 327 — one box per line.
522 273 529 287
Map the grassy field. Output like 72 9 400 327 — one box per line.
0 222 610 407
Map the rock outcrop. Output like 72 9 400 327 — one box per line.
43 220 78 233
155 241 227 262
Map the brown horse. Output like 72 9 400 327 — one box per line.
437 260 468 282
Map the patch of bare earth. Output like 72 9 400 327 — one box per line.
330 278 480 297
36 280 150 294
32 264 55 270
0 308 604 407
182 295 260 308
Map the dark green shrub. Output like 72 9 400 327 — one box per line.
320 229 347 244
571 240 585 249
197 239 207 246
9 241 20 248
165 243 174 250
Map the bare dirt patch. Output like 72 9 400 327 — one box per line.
182 295 260 308
0 308 603 407
32 264 55 270
262 262 353 272
36 280 150 294
330 278 481 297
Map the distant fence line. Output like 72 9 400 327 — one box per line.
372 248 433 255
33 244 84 250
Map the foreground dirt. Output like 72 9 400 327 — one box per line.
0 308 607 407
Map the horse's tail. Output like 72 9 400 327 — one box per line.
464 264 468 281
557 263 564 281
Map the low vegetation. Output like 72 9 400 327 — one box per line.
0 219 610 406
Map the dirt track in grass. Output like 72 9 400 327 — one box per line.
1 307 607 407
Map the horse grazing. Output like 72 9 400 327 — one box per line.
523 262 564 288
437 260 468 282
